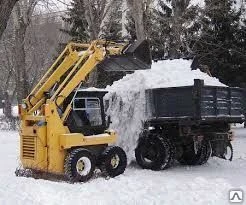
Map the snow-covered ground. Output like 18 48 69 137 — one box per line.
0 128 245 205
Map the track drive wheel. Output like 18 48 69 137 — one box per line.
99 146 127 177
135 134 171 170
178 139 211 165
64 148 96 182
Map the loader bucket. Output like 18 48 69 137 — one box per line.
98 40 152 71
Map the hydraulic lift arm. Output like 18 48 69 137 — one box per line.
20 39 151 118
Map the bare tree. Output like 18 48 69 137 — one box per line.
26 12 70 89
11 0 40 102
126 0 145 40
0 1 70 105
82 0 122 39
126 0 153 40
81 0 123 86
169 0 191 58
172 0 190 17
0 0 19 39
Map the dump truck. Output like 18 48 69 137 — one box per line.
135 79 245 170
16 40 151 182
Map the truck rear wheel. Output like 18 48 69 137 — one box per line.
64 148 96 182
135 134 171 170
223 142 233 161
165 137 176 168
178 139 211 165
99 146 127 177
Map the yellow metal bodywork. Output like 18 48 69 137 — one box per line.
60 133 116 150
20 102 116 174
20 40 126 116
19 40 124 175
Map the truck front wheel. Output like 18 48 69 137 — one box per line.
135 134 171 170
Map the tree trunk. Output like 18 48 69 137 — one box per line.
172 0 190 17
14 25 29 103
12 4 30 103
83 0 99 40
127 0 146 40
83 0 103 87
3 91 12 118
0 0 18 39
133 0 146 40
83 0 124 87
169 0 191 58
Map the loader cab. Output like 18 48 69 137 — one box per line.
64 89 109 136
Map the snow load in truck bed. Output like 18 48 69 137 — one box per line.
104 59 225 163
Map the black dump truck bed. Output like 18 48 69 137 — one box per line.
146 79 245 124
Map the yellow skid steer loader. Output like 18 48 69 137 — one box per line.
16 39 151 182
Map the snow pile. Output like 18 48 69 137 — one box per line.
105 59 225 163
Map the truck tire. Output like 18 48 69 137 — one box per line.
178 139 211 165
223 142 233 161
99 146 127 177
135 134 171 170
165 137 176 168
64 148 96 182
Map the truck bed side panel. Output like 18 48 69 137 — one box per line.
200 87 243 118
146 87 195 118
146 82 244 123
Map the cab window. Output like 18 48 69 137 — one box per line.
73 98 102 126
